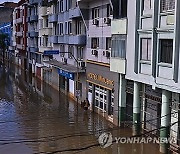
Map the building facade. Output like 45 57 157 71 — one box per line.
13 0 28 69
43 0 87 102
110 0 180 153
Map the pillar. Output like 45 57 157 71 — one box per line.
118 74 127 126
160 90 171 153
92 84 95 112
133 81 142 135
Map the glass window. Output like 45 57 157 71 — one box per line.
140 38 152 61
143 0 153 11
160 0 175 12
160 39 173 64
68 46 74 58
111 35 126 58
60 45 65 57
92 7 99 19
107 4 113 17
106 37 112 50
91 38 99 49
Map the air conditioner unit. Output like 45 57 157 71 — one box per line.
78 61 86 69
91 50 98 56
103 50 110 58
62 57 67 64
92 19 99 25
104 17 111 24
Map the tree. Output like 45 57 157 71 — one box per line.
0 33 9 63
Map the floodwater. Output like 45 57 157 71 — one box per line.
0 63 161 154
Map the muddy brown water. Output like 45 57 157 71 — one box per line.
0 63 160 154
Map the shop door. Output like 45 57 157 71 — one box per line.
95 85 107 113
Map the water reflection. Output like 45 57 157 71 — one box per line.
0 63 160 154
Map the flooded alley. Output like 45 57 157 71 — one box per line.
0 63 161 154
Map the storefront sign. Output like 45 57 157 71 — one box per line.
44 50 59 55
87 73 114 86
58 69 74 80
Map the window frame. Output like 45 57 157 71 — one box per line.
140 38 152 62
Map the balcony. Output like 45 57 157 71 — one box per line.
17 44 23 50
49 36 58 44
48 0 57 3
29 15 38 22
110 58 126 74
16 17 23 24
39 7 47 17
16 31 23 37
28 31 38 37
69 8 81 19
58 35 65 44
28 47 38 52
29 0 40 5
39 46 52 53
49 14 58 23
39 28 52 36
111 18 127 35
69 35 86 45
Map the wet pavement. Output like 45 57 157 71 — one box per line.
0 63 161 154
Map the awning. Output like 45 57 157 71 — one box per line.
44 60 85 73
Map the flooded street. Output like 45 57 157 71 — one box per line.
0 63 161 154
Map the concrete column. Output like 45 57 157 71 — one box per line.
160 90 171 153
92 84 95 112
107 89 111 114
118 74 127 126
133 81 142 135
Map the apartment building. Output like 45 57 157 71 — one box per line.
77 0 120 125
13 0 28 69
27 0 40 75
109 0 179 153
44 0 87 101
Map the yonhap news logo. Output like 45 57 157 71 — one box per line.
98 132 177 148
98 132 113 148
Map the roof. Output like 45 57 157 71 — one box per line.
44 60 85 73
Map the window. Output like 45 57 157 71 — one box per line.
60 45 65 57
76 20 84 35
112 0 127 19
143 0 153 11
161 0 175 12
77 47 83 60
106 38 112 50
69 0 72 9
59 0 63 12
160 39 173 64
111 35 126 58
107 4 113 17
92 7 99 19
68 46 74 58
59 23 63 35
140 38 151 61
54 23 59 35
45 18 48 28
68 21 72 34
91 38 99 49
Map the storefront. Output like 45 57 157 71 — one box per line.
86 61 119 125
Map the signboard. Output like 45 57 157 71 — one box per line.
87 72 114 86
58 69 74 80
44 50 59 55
